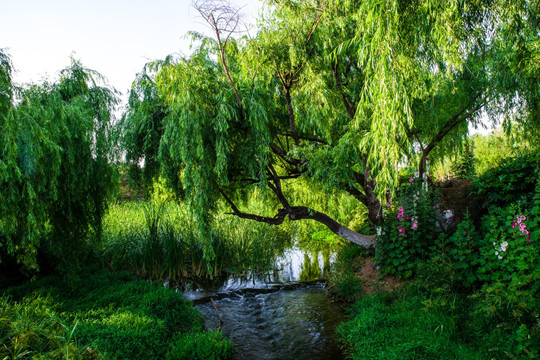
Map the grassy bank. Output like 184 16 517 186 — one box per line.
331 244 538 360
1 270 232 360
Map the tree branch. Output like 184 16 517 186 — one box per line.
195 0 245 122
219 188 289 225
332 61 355 119
419 93 485 177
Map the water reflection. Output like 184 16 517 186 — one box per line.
183 240 345 360
183 243 339 300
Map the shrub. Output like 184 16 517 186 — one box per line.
376 174 441 278
444 211 482 289
470 149 540 210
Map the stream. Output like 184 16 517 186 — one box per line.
183 245 346 360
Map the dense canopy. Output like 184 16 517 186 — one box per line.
122 0 539 246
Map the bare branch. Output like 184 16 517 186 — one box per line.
194 0 246 120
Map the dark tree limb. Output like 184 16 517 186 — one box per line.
284 86 300 145
219 187 375 248
269 142 303 167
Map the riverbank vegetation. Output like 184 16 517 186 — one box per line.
1 0 539 358
1 270 232 360
332 149 539 359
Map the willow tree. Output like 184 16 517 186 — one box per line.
121 62 169 191
0 54 118 276
130 0 535 249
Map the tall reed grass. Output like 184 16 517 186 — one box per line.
102 200 292 283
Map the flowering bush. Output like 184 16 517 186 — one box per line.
439 211 482 289
470 191 539 358
376 173 441 278
477 206 537 285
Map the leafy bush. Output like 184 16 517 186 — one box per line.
372 162 539 359
443 212 482 289
469 199 539 359
470 149 540 210
376 174 441 278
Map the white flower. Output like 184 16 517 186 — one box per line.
500 241 508 252
498 255 503 260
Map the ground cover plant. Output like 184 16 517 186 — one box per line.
1 270 233 360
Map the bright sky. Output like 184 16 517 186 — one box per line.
2 0 261 99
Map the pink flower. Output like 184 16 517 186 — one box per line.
398 227 406 236
520 215 526 221
409 177 414 183
512 220 517 229
411 223 418 230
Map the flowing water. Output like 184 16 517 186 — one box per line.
183 245 346 360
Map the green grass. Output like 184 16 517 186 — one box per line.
337 287 491 360
101 200 292 282
1 270 232 360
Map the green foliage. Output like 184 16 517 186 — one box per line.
394 185 539 358
472 129 535 175
451 143 476 179
1 270 221 360
470 149 540 210
167 330 233 360
0 55 118 278
441 212 482 289
0 297 99 360
120 63 168 192
328 244 371 300
470 202 539 359
376 176 441 278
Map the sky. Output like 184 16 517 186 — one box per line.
2 0 261 100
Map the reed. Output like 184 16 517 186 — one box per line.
101 200 291 282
